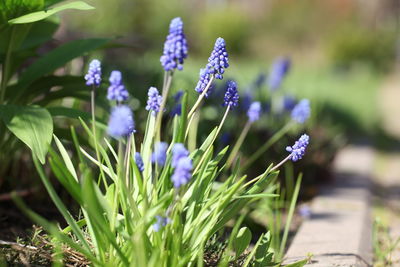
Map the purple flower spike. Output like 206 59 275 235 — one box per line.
172 143 189 168
247 101 261 122
286 134 310 162
152 142 168 166
107 70 129 102
160 17 188 71
146 87 163 115
223 80 239 108
153 215 171 232
291 99 310 124
268 57 290 91
84 59 102 87
135 152 144 172
107 105 135 138
207 37 229 80
171 157 193 188
195 67 213 97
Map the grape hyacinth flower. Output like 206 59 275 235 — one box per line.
135 152 144 172
283 95 297 112
171 157 193 188
207 37 229 80
172 143 189 168
152 142 168 166
195 67 212 97
84 59 102 87
247 101 261 122
291 99 311 124
286 134 310 162
240 91 253 112
223 80 239 108
107 105 135 138
160 17 188 71
268 57 290 91
146 87 163 115
170 91 183 117
107 70 129 102
153 215 171 232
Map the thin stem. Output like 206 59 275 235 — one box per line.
243 154 291 188
0 26 16 104
91 88 107 188
193 105 230 174
187 76 214 119
155 71 173 141
124 135 132 188
241 121 294 172
226 120 252 168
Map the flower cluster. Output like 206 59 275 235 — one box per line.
153 215 171 232
291 99 310 124
283 95 297 111
286 134 310 162
171 143 192 188
170 91 184 117
160 17 188 72
146 87 163 115
195 68 212 97
84 59 102 87
207 38 229 80
107 105 135 138
268 57 290 91
152 142 168 166
135 152 144 172
247 101 261 122
223 81 239 108
107 70 129 102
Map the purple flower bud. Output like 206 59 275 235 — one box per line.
247 101 261 122
268 57 290 91
223 80 239 108
146 87 163 115
84 59 101 87
207 37 229 80
172 143 189 168
153 215 171 232
195 67 213 97
107 105 135 138
107 70 129 102
286 134 310 162
160 17 188 71
283 95 297 111
135 152 144 172
152 142 168 166
291 99 310 124
171 157 192 188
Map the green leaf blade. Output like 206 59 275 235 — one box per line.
8 1 94 24
0 104 53 163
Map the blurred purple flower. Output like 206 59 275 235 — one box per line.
107 105 135 138
107 70 129 101
268 57 290 91
84 59 101 87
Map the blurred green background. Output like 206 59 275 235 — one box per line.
58 0 398 144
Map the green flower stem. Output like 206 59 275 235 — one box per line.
243 154 291 188
241 121 294 172
155 71 173 142
124 134 132 188
187 75 214 119
91 87 107 188
0 26 16 104
193 105 230 174
226 120 252 168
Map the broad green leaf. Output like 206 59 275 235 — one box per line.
283 259 308 267
8 1 94 24
0 104 52 164
233 227 252 259
254 232 275 267
12 38 109 101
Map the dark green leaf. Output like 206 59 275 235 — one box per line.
12 38 109 101
233 227 252 259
